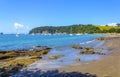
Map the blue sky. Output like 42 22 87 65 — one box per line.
0 0 120 33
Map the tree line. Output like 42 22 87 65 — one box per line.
29 24 120 34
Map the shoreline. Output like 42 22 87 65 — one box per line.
0 46 51 77
1 34 119 77
10 35 109 77
23 39 107 70
58 35 120 77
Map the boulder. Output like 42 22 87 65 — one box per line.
30 56 42 59
75 58 80 62
59 60 64 62
32 46 51 51
79 50 105 55
72 45 83 49
79 50 95 55
49 55 64 60
94 37 110 41
0 46 51 77
36 45 41 47
85 47 94 51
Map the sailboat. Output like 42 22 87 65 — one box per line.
31 33 35 35
69 27 73 36
69 34 73 36
16 33 19 37
76 33 82 36
16 29 20 37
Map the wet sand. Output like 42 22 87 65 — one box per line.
59 35 120 77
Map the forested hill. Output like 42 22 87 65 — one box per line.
29 24 120 34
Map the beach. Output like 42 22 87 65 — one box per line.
1 34 120 77
1 0 120 76
59 34 120 77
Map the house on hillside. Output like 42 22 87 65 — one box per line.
107 23 120 26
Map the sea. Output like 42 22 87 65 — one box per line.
0 34 104 50
0 34 108 72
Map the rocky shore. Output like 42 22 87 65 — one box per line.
10 35 114 77
72 45 106 55
1 34 119 77
59 34 120 77
0 46 51 77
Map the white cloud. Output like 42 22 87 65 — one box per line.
14 22 24 29
14 22 30 33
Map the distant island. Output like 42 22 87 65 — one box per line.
0 32 3 35
29 24 120 34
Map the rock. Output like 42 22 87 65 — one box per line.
79 50 105 55
0 64 25 77
79 51 85 55
0 46 51 60
0 67 5 72
94 37 110 41
59 60 63 62
85 47 94 51
49 55 64 60
95 52 101 54
75 58 80 62
100 53 106 55
30 56 42 59
79 50 95 55
32 46 51 51
0 52 18 60
0 46 51 77
36 45 41 47
94 37 104 41
72 45 83 49
77 46 106 55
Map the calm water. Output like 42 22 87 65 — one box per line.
0 34 104 50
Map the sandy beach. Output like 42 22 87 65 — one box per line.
1 34 120 77
59 35 120 77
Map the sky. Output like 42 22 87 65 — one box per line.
0 0 120 33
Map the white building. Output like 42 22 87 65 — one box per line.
107 23 119 26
